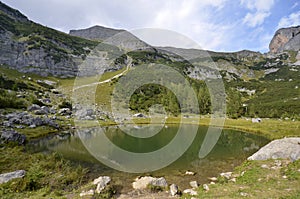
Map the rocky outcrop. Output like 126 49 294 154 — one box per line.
2 112 59 129
0 170 26 184
248 137 300 161
269 26 300 53
0 2 96 78
0 130 26 145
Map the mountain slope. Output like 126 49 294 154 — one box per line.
0 1 99 77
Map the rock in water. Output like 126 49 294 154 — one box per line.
248 137 300 161
0 170 26 184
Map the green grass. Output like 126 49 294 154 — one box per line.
0 147 88 199
181 159 300 199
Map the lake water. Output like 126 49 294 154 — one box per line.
28 124 269 192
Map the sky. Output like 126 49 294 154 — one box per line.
2 0 300 52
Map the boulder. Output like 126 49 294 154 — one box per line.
169 184 179 196
1 130 26 145
189 181 199 188
183 189 198 196
27 104 41 112
93 176 111 194
132 176 168 190
248 137 300 161
0 170 26 184
34 106 49 115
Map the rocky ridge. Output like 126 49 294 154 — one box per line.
70 25 125 41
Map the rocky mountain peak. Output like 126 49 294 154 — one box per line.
69 25 125 41
269 26 300 53
69 25 153 52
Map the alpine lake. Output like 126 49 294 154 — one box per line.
27 124 269 192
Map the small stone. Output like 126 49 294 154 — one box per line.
189 181 198 188
203 184 209 191
274 160 282 167
210 182 216 185
241 171 245 176
240 192 248 197
282 175 287 179
80 189 94 197
169 184 179 196
208 177 218 181
261 164 269 169
229 178 236 183
220 172 232 179
185 171 195 175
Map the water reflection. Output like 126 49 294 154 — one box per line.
28 124 269 190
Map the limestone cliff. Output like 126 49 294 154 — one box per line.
269 26 300 53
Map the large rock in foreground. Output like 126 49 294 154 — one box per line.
248 137 300 161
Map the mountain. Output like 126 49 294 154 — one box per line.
0 1 99 77
0 1 299 119
70 25 153 52
269 26 300 53
70 25 125 41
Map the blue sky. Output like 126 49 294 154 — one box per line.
2 0 300 52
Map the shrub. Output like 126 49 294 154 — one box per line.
0 90 26 108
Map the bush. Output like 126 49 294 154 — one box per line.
0 90 26 108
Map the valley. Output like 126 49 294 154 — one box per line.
0 1 299 199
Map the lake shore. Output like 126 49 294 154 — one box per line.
1 117 299 198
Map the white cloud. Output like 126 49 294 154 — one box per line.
240 0 274 27
1 0 271 52
278 11 300 29
243 12 270 27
